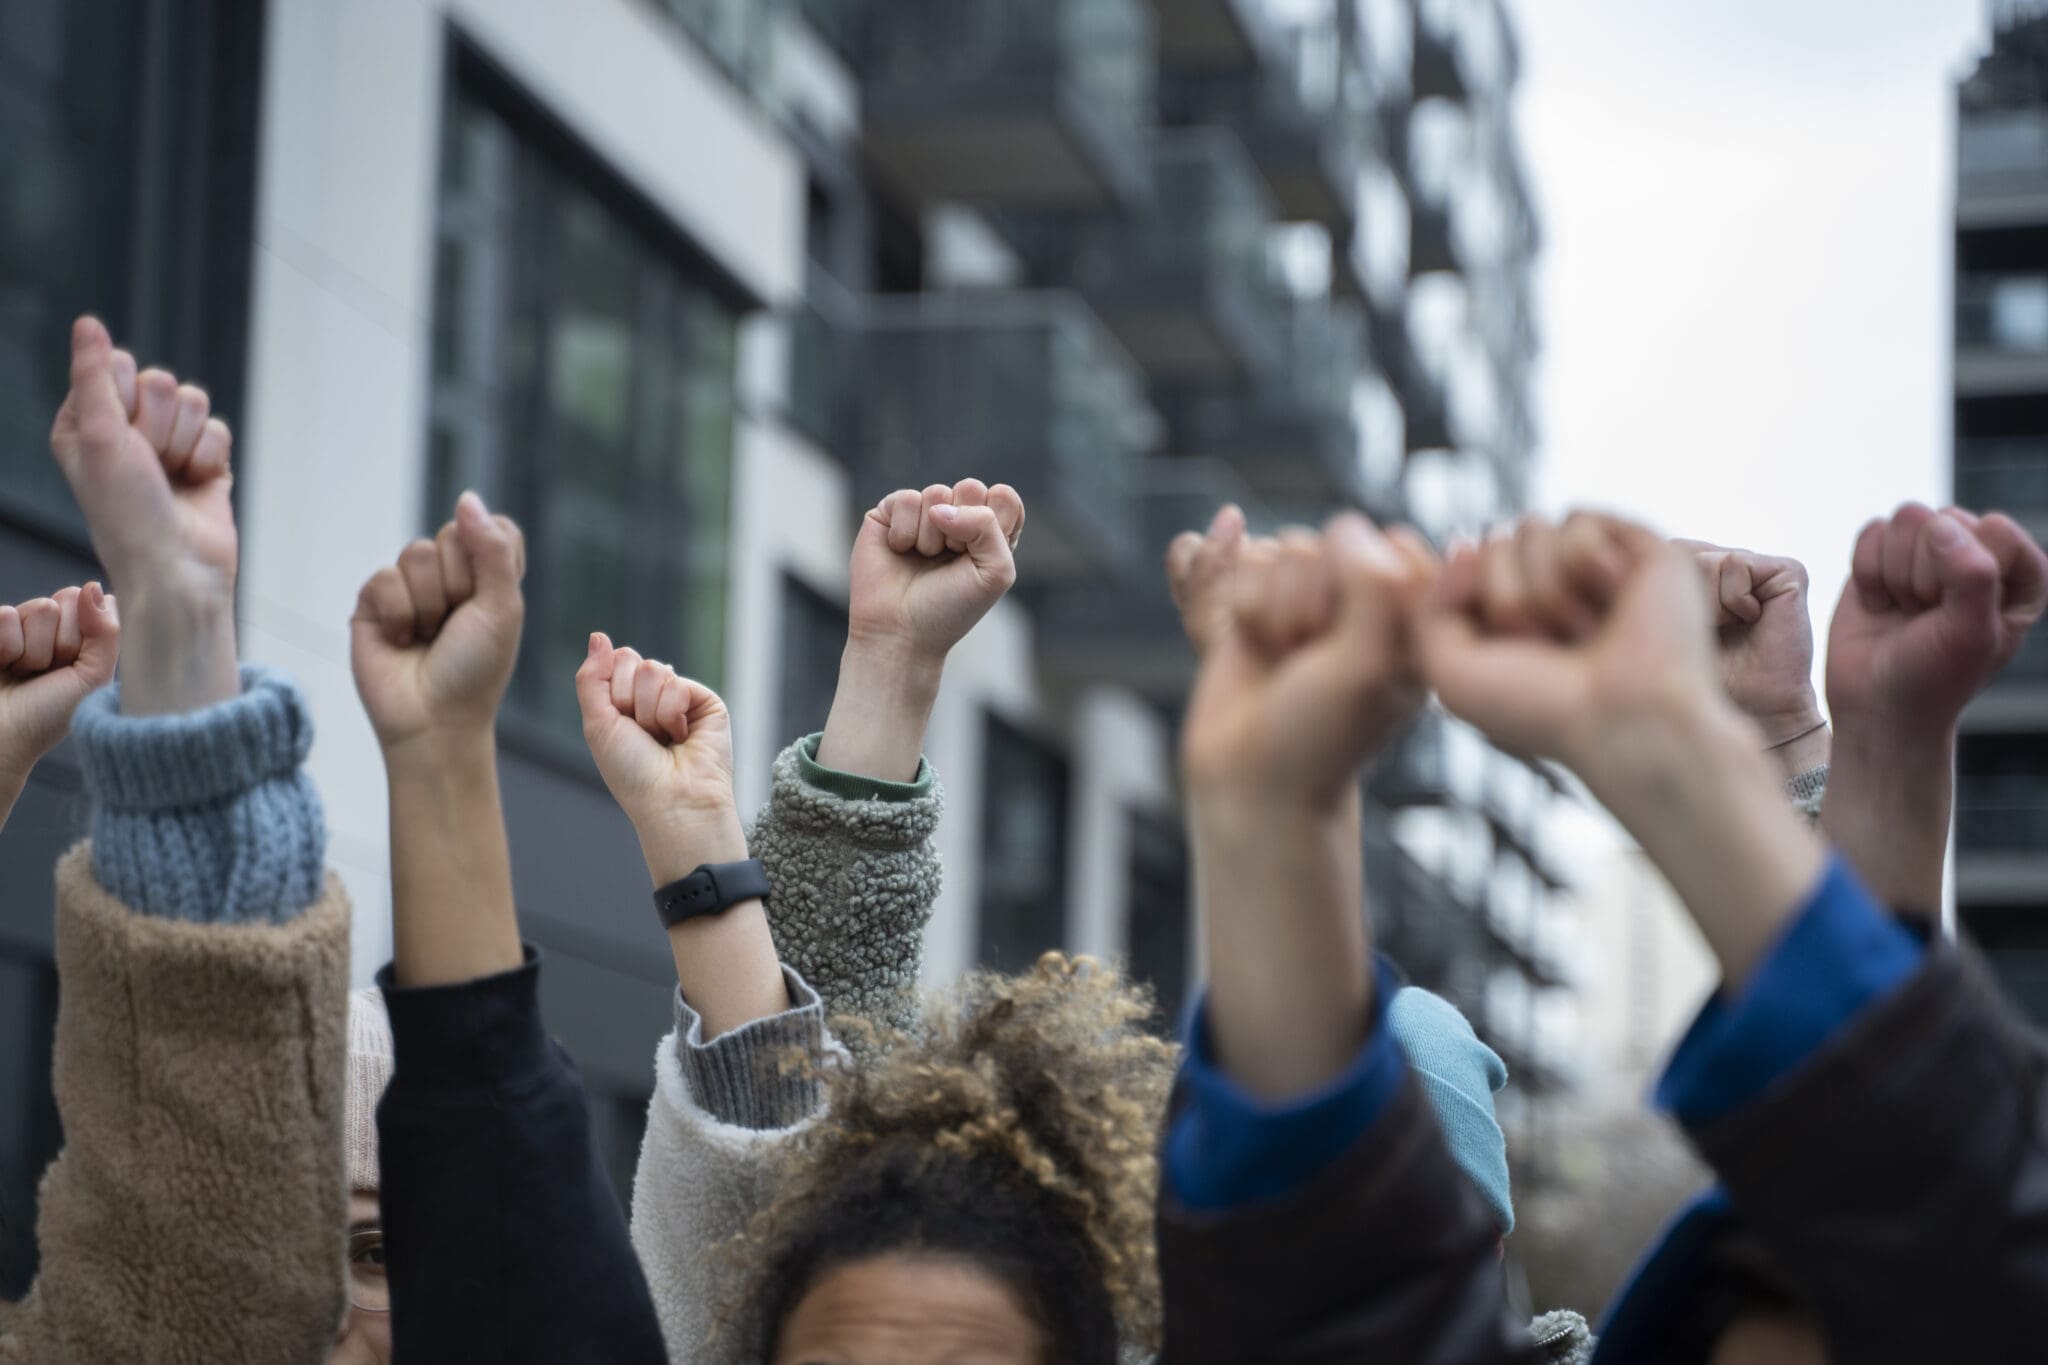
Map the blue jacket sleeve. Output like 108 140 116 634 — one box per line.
1656 854 1923 1129
1167 956 1408 1211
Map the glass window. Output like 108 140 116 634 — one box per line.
0 0 141 534
978 715 1072 973
431 74 739 751
777 575 847 749
1125 806 1190 1026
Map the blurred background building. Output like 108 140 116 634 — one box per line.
0 0 1560 1292
1954 0 2048 1024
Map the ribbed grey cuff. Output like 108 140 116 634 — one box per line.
673 965 827 1130
1786 764 1828 824
72 664 326 924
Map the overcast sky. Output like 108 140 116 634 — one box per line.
1517 0 1991 695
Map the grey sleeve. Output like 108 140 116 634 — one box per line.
70 663 327 925
748 735 944 1034
672 965 828 1131
1787 764 1827 826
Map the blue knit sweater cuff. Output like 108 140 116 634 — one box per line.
72 664 327 925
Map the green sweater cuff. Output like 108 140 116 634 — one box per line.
795 732 932 803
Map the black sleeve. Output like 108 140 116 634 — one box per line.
376 953 668 1364
1689 947 2048 1365
1155 1075 1539 1365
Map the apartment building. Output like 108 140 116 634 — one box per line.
0 0 1552 1289
1954 0 2048 1023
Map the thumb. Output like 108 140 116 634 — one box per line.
454 492 524 608
928 504 1017 593
575 632 618 725
72 583 120 689
57 317 129 461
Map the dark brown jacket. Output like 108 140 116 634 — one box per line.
1156 944 2048 1363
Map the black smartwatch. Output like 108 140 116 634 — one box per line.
652 859 770 930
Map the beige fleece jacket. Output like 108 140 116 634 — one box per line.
0 844 351 1365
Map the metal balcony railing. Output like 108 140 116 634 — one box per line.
1955 438 2048 515
1002 130 1288 380
848 290 1153 582
1957 792 2048 854
863 0 1153 208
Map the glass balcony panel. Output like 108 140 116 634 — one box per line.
1958 274 2048 352
863 0 1152 208
1955 437 2048 514
850 291 1149 581
1960 108 2048 196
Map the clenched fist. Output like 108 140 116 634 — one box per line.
1826 503 2048 735
1418 513 1721 775
1672 540 1821 747
1181 515 1436 812
0 584 120 784
853 480 1023 664
351 492 526 752
575 635 744 875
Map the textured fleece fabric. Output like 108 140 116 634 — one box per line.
70 665 326 924
751 734 942 1034
0 847 351 1364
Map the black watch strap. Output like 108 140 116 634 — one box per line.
652 859 770 930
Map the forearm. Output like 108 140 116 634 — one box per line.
636 807 790 1039
1822 722 1950 915
1583 697 1828 986
1191 787 1373 1103
117 586 240 717
814 637 941 783
385 731 523 987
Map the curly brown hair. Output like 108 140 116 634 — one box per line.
726 952 1178 1361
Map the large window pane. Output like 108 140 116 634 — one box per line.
778 575 846 750
0 0 141 533
431 74 739 751
1125 806 1190 1025
978 716 1072 973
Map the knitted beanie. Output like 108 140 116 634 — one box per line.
346 988 394 1193
1389 986 1514 1234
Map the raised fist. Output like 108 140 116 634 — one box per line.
577 635 738 824
48 316 236 603
851 480 1023 664
1672 540 1821 744
1418 513 1721 773
1181 515 1435 811
1826 504 2048 736
350 492 526 751
0 585 120 780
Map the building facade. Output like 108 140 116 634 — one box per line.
0 0 1554 1290
1954 0 2048 1024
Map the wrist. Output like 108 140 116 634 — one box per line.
1569 684 1754 807
839 633 946 697
117 586 240 716
381 724 497 776
636 805 749 887
814 638 942 784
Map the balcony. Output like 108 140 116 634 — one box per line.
846 290 1156 583
1156 300 1370 504
1955 437 2048 518
1409 187 1465 275
1146 0 1270 67
1411 0 1473 102
1034 457 1273 699
1000 130 1287 380
656 0 778 93
1959 108 2048 228
862 0 1153 210
1956 273 2048 395
1159 31 1364 229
